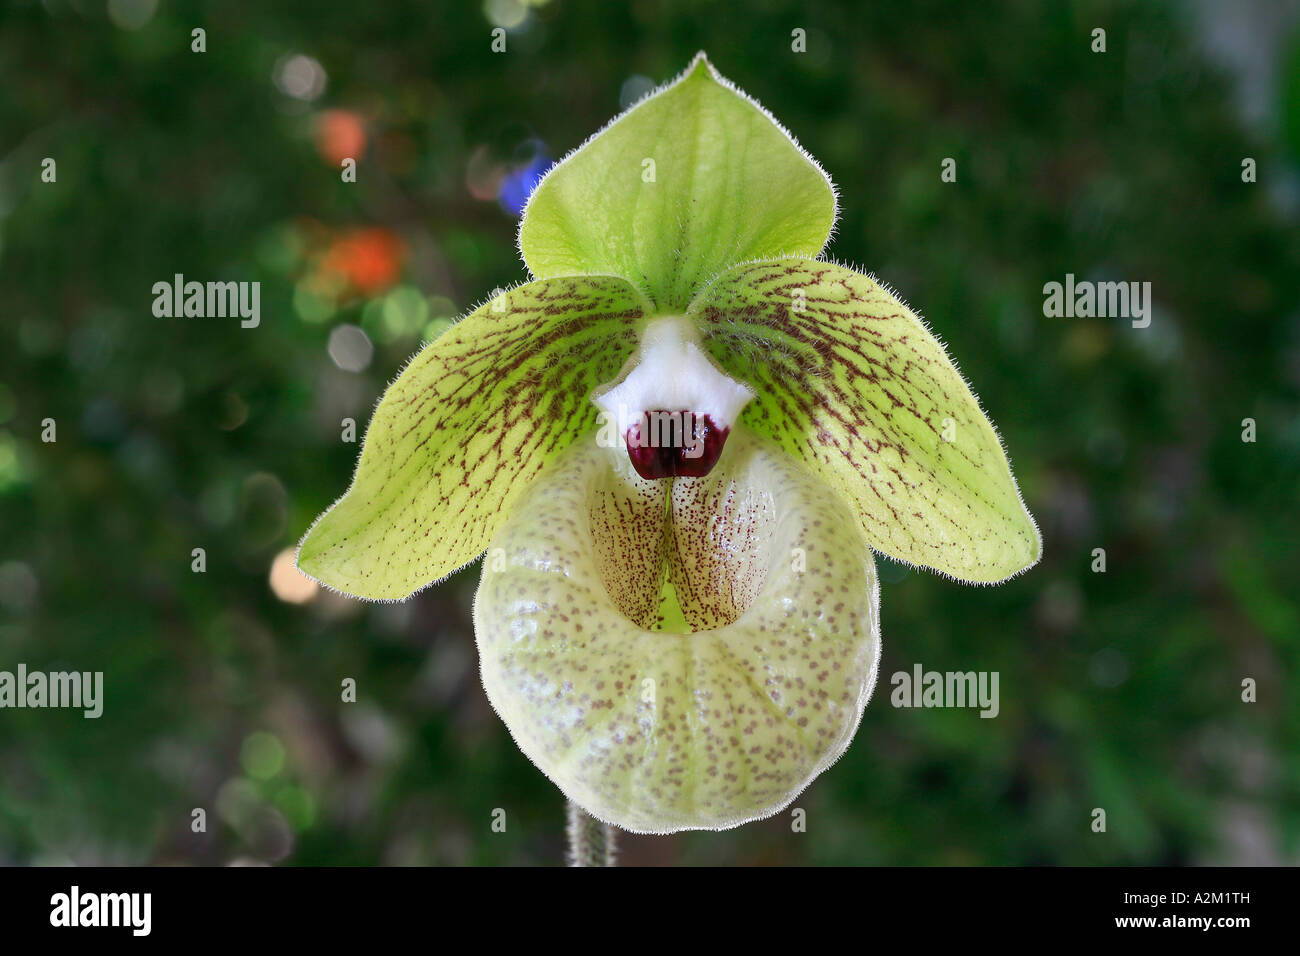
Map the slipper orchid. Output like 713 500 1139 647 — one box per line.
297 53 1040 834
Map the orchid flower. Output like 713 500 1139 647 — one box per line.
297 53 1040 834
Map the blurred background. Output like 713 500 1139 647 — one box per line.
1 0 1297 866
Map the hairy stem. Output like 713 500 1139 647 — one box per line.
566 801 617 866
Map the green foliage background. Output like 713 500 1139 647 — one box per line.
1 0 1297 865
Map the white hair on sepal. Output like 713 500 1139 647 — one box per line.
683 251 1040 588
454 271 657 324
679 52 841 249
296 269 659 604
773 253 1043 588
514 51 841 275
456 277 530 325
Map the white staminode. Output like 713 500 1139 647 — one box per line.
593 316 754 435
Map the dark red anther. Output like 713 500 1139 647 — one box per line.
625 409 730 480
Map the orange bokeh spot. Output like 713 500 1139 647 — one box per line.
320 228 405 297
315 109 367 167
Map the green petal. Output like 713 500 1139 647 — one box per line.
297 275 646 600
518 52 837 313
474 431 879 833
690 258 1040 583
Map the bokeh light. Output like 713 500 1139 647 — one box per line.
465 144 506 201
319 227 404 298
619 74 655 109
106 0 157 31
484 0 529 30
269 548 318 605
274 54 328 102
498 139 552 215
314 109 367 167
327 324 374 372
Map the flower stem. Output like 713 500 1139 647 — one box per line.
566 801 616 866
